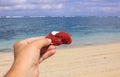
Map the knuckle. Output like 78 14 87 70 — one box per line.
50 49 56 55
14 41 22 48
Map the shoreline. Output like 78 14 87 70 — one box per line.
1 42 120 52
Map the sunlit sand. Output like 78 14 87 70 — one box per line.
0 43 120 77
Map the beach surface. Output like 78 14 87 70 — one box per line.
0 43 120 77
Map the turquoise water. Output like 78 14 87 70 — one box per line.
0 16 120 50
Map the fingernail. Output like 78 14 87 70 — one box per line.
47 38 52 44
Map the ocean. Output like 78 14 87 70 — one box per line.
0 16 120 51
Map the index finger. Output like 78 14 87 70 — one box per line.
14 36 45 48
21 36 45 44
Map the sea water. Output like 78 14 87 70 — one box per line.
0 16 120 51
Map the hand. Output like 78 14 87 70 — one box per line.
4 36 56 77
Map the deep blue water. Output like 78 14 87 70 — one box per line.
0 16 120 50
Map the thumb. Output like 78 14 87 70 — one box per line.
29 38 52 49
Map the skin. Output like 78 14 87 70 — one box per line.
4 36 56 77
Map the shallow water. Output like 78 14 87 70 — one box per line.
0 16 120 50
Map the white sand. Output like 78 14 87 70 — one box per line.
0 43 120 77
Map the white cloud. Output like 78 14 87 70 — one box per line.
41 4 52 9
57 4 63 9
0 4 35 10
99 7 120 13
0 0 26 6
0 0 120 16
0 0 64 10
14 4 35 10
71 1 120 13
40 3 63 9
90 0 105 2
0 3 63 10
17 0 26 3
0 6 10 10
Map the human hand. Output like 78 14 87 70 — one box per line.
14 36 56 64
5 36 56 77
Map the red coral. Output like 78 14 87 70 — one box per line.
46 31 72 46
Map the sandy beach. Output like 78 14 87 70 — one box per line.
0 43 120 77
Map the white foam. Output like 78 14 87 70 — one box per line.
51 31 59 35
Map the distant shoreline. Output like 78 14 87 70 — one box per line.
0 48 13 53
1 42 120 53
0 16 120 18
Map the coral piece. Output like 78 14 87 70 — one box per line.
46 31 72 46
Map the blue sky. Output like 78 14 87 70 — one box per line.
0 0 120 16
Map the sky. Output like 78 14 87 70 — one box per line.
0 0 120 16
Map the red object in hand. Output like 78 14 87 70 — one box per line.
46 31 72 46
